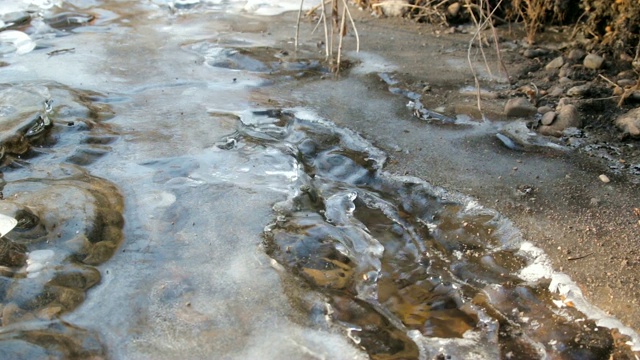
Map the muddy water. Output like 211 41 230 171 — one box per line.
0 1 638 359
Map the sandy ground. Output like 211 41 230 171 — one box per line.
264 11 640 343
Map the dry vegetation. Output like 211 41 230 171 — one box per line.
353 0 640 60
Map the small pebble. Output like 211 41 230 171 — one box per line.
583 53 604 70
523 48 548 58
549 86 564 97
567 48 586 62
538 105 553 114
558 77 572 84
599 174 610 183
617 79 636 87
541 111 556 125
545 56 565 70
504 97 537 117
567 84 591 97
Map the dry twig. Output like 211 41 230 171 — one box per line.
295 0 305 51
465 0 506 113
567 253 593 261
298 0 360 71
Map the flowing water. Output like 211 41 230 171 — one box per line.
0 1 638 359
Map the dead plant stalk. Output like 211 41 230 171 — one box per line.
295 0 360 70
465 0 506 113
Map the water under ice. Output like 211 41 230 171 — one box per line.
0 0 637 359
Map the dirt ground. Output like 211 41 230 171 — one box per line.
282 9 640 349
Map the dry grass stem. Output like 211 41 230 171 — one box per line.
297 0 360 69
295 0 305 51
321 1 330 59
467 0 493 79
330 0 336 57
342 0 360 52
336 2 347 72
465 0 506 113
513 0 551 44
486 0 509 82
311 10 324 34
618 80 640 107
598 74 618 88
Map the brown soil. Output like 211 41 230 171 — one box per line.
279 9 640 351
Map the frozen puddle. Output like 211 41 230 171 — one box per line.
0 0 637 359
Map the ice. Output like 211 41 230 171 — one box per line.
0 30 36 55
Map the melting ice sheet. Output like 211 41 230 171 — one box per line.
147 0 322 15
246 109 640 359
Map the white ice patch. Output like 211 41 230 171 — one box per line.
463 200 483 212
398 177 640 351
0 0 60 14
516 241 640 350
26 249 55 278
348 51 398 75
0 213 17 237
242 0 321 16
517 241 553 282
264 169 298 182
549 272 640 351
139 190 177 208
0 30 36 55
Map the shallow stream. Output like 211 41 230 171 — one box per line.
0 1 638 359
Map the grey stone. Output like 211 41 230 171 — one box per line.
499 120 565 151
539 104 580 137
567 49 586 62
549 86 564 97
504 97 537 117
558 64 572 78
523 48 549 58
583 53 604 70
556 104 581 129
541 111 556 125
539 125 562 137
559 77 572 84
545 56 565 70
537 105 553 114
617 79 637 87
567 84 591 97
618 70 636 79
615 107 640 137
